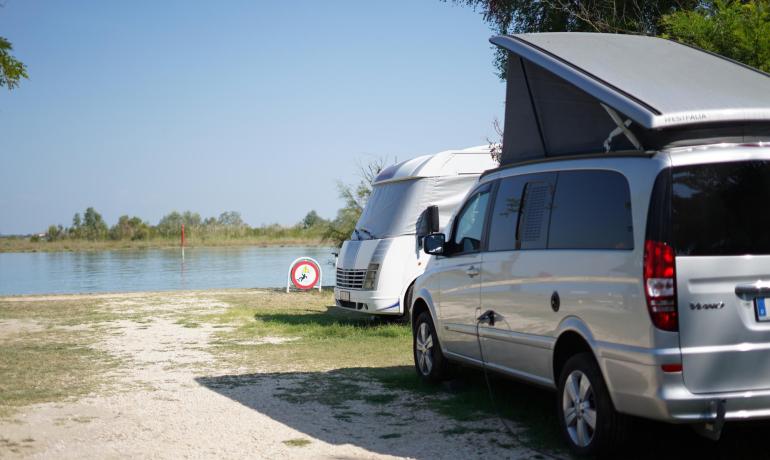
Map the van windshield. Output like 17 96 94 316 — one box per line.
672 160 770 256
353 179 429 240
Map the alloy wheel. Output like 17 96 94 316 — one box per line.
562 370 597 448
415 322 434 375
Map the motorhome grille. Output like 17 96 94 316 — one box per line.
336 268 367 289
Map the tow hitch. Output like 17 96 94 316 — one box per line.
693 399 727 441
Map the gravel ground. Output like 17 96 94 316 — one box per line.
0 291 558 460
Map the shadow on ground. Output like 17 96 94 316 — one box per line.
196 364 770 460
196 303 770 459
253 307 405 328
197 366 562 459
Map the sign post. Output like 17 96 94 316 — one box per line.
287 257 322 292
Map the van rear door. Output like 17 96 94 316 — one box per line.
668 158 770 394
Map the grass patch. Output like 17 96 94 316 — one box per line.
197 290 412 371
0 297 123 327
175 318 200 328
282 438 312 447
0 331 118 417
0 436 35 454
0 296 127 417
362 393 398 405
274 373 368 407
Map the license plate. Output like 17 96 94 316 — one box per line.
338 290 350 302
756 297 770 321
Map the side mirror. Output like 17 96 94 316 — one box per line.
417 205 440 238
427 205 440 234
423 233 445 255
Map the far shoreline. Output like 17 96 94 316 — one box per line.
0 237 333 254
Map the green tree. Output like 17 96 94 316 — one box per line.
46 224 64 242
215 211 246 238
82 207 108 240
109 215 149 241
182 211 202 227
324 157 391 247
217 211 244 227
157 211 203 237
300 210 327 229
449 0 698 77
0 36 27 90
70 213 83 238
157 211 184 237
662 0 770 72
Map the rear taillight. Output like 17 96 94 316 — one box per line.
644 240 678 331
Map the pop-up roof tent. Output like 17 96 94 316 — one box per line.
490 33 770 166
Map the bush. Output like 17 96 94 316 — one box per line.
662 0 770 72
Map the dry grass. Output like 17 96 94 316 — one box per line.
0 296 123 417
282 438 312 447
0 330 118 417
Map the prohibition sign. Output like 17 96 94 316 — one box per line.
290 259 320 290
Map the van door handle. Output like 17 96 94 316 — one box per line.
735 284 770 300
466 265 479 277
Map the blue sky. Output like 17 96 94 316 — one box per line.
0 1 504 234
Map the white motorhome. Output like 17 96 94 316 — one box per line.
334 146 497 318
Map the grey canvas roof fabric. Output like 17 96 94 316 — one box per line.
491 33 770 165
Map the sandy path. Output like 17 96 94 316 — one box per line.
0 293 554 460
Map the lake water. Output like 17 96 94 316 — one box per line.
0 246 337 296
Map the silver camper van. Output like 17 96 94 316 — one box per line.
411 33 770 456
334 146 496 318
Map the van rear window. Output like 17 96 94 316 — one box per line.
672 160 770 256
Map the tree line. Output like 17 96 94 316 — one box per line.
36 208 332 244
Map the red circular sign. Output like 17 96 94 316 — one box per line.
290 259 320 290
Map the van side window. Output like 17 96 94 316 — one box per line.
450 188 490 254
518 180 554 250
488 176 526 251
548 170 633 250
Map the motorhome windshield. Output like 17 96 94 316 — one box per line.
353 179 429 240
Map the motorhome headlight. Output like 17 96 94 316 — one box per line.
363 263 379 290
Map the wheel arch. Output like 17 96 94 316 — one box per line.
552 317 601 384
400 279 417 318
410 287 438 331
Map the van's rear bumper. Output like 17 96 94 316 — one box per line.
659 384 770 422
601 348 770 423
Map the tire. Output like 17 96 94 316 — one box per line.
413 311 449 384
556 353 629 457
